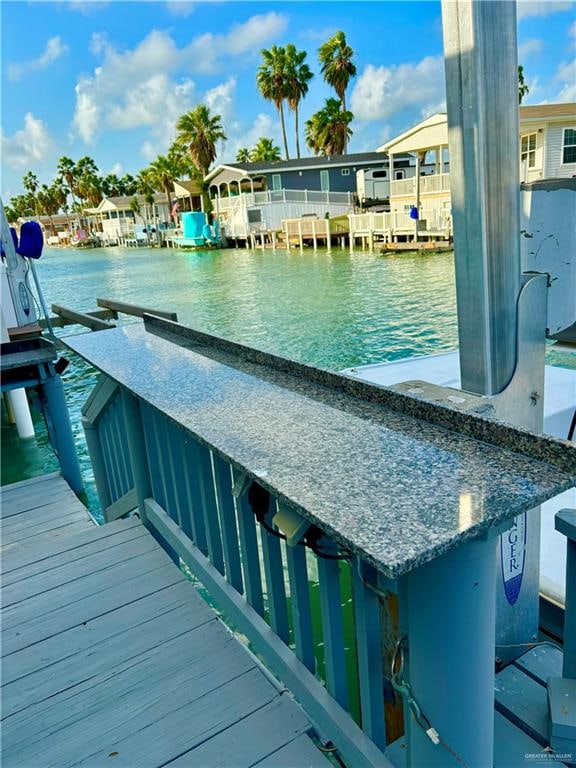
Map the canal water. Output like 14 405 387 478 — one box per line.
3 244 573 510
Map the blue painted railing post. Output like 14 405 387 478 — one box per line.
317 536 348 711
81 417 112 514
122 389 178 562
555 509 576 679
405 535 498 767
352 559 386 751
41 371 83 493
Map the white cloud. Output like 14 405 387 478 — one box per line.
72 14 287 145
8 36 68 81
555 58 576 101
166 1 196 16
204 77 236 124
350 56 445 122
299 27 337 42
1 113 56 170
108 162 123 175
66 1 110 15
518 38 543 58
517 1 574 19
220 112 280 163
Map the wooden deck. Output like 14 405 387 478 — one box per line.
1 474 329 768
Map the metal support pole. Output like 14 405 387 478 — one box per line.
82 417 112 514
41 373 83 493
406 535 498 767
29 259 55 339
442 0 521 395
556 509 576 679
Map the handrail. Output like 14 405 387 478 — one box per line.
70 320 573 767
81 374 391 766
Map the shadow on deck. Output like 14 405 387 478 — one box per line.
0 474 329 768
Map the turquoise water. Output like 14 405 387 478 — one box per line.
2 244 573 515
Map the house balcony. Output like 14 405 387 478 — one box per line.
390 172 451 197
213 189 354 211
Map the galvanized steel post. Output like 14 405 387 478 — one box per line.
442 0 521 396
41 372 83 493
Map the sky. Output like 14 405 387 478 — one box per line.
1 0 575 199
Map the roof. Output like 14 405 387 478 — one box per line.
205 152 399 183
379 113 448 154
519 103 576 120
380 103 576 154
88 193 168 214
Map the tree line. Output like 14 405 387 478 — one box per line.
6 25 530 225
5 30 357 223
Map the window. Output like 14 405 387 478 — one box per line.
247 209 262 223
395 170 405 180
320 169 330 191
563 128 576 164
341 168 350 176
372 170 387 178
521 133 537 168
272 174 282 191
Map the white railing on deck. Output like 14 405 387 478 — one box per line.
390 173 451 197
213 189 353 210
390 178 416 196
420 173 451 194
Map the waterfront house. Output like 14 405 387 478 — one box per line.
204 153 412 241
85 193 171 242
376 102 576 241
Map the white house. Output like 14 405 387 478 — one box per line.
86 194 171 241
370 103 576 242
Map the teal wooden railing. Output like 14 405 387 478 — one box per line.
82 377 392 768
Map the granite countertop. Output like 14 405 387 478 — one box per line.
66 322 575 578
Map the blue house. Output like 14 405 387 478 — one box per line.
205 152 412 202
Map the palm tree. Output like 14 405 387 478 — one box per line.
257 46 290 160
75 156 102 207
57 156 78 208
175 105 226 179
136 170 156 240
101 174 122 197
305 98 353 157
147 155 177 220
167 141 198 179
518 65 529 104
236 148 252 163
22 172 39 215
36 184 60 233
318 31 356 152
251 138 282 162
285 44 313 159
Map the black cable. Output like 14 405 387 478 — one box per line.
568 408 576 441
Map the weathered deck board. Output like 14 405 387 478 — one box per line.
0 475 328 768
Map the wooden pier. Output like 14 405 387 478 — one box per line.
0 473 329 768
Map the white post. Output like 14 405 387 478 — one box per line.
305 189 308 203
297 220 303 250
414 153 421 243
271 230 276 250
6 389 35 438
312 221 318 251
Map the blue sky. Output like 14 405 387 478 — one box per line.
1 0 575 198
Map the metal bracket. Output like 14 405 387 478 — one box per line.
389 273 548 432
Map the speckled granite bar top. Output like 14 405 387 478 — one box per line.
66 322 575 578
